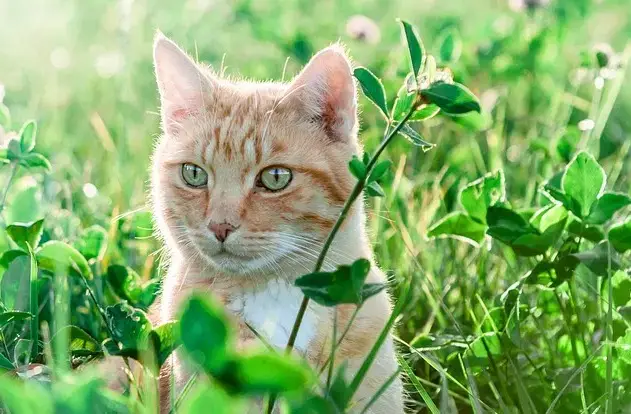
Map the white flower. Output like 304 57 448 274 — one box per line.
345 15 381 45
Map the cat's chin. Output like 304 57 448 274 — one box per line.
206 251 274 275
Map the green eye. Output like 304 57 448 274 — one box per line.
181 163 208 187
259 166 292 191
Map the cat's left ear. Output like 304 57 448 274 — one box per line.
153 32 215 135
285 45 357 142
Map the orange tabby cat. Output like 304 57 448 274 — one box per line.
116 33 404 413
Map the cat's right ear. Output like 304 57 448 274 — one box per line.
153 32 214 135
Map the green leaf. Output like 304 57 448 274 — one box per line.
18 120 37 153
348 156 366 180
0 311 32 327
398 20 425 78
512 205 568 256
486 206 535 245
6 219 44 251
0 352 12 370
7 138 21 161
562 151 605 218
567 219 604 243
105 302 152 353
231 352 313 395
0 249 28 269
368 160 391 183
365 181 385 198
411 104 440 121
149 321 181 368
0 103 10 129
0 255 30 311
459 170 505 223
35 241 93 279
73 225 108 261
427 212 487 246
571 241 620 276
181 386 240 414
447 110 491 132
438 28 462 63
608 218 631 253
543 184 582 218
421 82 481 115
53 325 100 353
179 295 233 375
391 81 415 121
19 153 51 172
295 258 373 307
353 67 388 118
107 265 160 309
398 124 434 149
586 192 631 225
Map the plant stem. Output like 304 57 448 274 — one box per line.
0 161 19 219
318 305 361 375
284 107 417 355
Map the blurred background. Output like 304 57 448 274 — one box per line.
1 0 631 411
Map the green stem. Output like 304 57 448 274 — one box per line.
358 367 403 414
284 107 417 355
325 307 338 392
0 161 19 219
605 242 614 414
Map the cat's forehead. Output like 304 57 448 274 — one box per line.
169 81 311 169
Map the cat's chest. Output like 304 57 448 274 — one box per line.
226 279 321 353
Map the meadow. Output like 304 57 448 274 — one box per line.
1 0 631 412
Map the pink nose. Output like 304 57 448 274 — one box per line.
209 222 236 243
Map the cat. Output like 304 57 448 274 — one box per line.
105 32 404 414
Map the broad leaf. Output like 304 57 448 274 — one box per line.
438 28 462 63
398 20 425 78
512 205 568 256
567 219 604 243
486 206 535 245
19 153 51 172
586 192 631 225
73 225 108 261
398 124 434 149
348 156 366 180
571 241 620 276
368 160 391 183
53 325 101 353
6 219 44 251
365 181 385 197
179 295 233 375
230 352 313 395
104 302 152 354
18 120 37 153
353 67 388 118
107 265 159 309
421 82 481 115
149 321 181 367
35 241 92 279
460 170 505 223
0 311 32 327
0 249 28 269
608 218 631 253
181 386 240 414
562 151 605 218
0 255 30 311
427 212 487 246
295 258 374 307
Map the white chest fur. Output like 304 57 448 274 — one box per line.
226 279 321 352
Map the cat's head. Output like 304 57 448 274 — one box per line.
150 33 361 275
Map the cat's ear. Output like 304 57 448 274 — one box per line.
153 32 214 135
285 45 357 142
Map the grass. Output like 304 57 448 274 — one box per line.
2 0 631 412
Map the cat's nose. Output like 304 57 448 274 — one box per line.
209 221 237 243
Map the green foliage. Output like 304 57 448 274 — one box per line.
0 4 630 414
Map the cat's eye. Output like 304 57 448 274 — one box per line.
258 166 292 191
181 163 208 188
